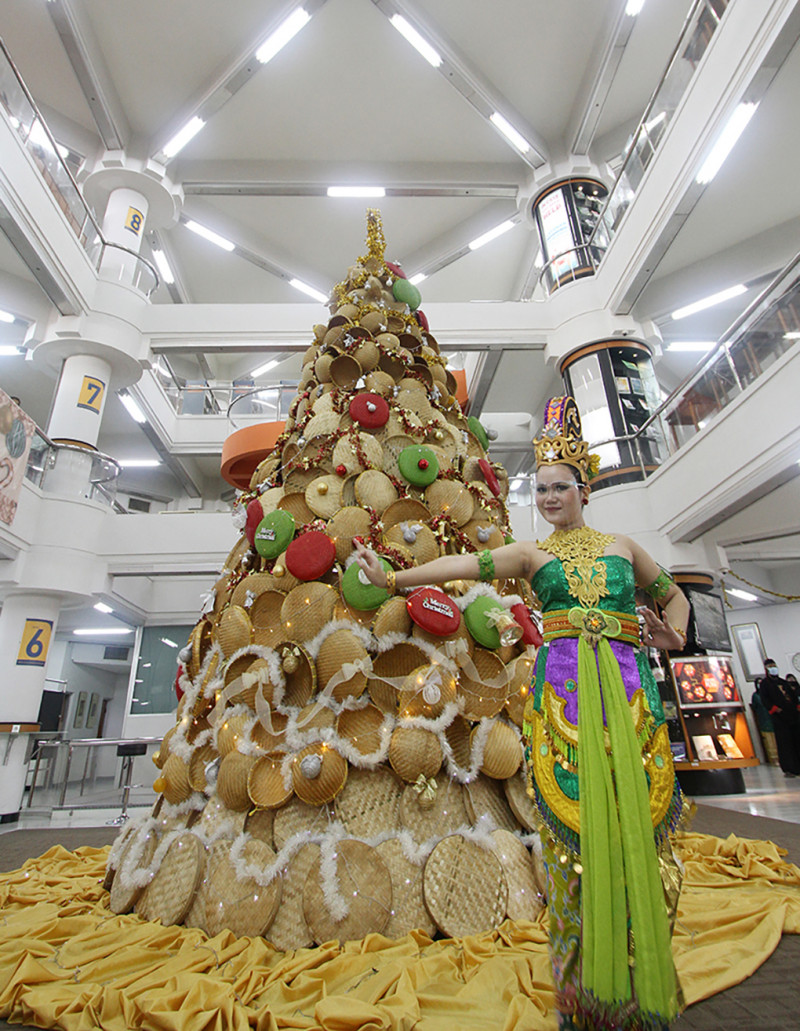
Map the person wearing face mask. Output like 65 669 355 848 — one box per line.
355 396 689 1031
758 660 800 776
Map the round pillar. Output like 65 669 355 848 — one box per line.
559 339 668 489
47 352 111 448
0 592 62 817
99 186 149 284
531 177 608 294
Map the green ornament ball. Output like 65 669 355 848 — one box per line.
392 277 421 310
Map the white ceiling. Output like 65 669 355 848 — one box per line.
0 0 798 589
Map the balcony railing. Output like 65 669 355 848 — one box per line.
25 429 121 507
0 37 158 297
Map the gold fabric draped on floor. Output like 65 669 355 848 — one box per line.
0 832 799 1031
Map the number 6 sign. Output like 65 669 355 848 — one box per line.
17 618 53 667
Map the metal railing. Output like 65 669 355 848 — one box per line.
0 38 158 297
589 0 730 259
538 243 601 296
25 428 121 507
26 736 161 813
588 249 800 481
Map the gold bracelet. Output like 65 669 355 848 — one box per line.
674 625 687 647
385 569 396 596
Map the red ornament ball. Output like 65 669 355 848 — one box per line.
336 464 347 476
418 459 429 470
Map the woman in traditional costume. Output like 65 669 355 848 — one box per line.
354 396 690 1030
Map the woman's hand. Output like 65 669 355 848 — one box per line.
639 606 685 651
352 539 388 588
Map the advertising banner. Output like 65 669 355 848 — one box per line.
0 388 36 526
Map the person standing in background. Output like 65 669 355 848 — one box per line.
758 660 800 776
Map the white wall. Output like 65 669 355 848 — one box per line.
726 601 800 699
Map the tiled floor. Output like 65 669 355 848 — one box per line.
694 763 800 823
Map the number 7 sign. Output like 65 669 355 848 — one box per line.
77 375 105 413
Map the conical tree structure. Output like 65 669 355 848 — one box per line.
107 212 546 945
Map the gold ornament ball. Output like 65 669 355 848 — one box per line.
273 564 285 577
318 482 328 494
153 777 166 794
434 429 444 441
282 652 300 674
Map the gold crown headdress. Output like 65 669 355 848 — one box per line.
533 396 600 481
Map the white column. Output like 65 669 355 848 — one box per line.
99 186 149 285
47 353 112 447
0 592 62 817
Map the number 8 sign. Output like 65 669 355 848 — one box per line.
17 618 53 667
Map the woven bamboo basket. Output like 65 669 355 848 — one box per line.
249 590 286 647
297 702 336 733
275 641 316 708
458 648 509 719
396 387 434 422
425 480 473 527
388 726 442 783
280 582 337 641
376 331 400 351
223 651 257 689
378 350 407 381
340 472 359 506
188 743 217 792
359 310 386 334
161 754 192 805
503 769 540 833
462 518 505 551
303 409 343 440
217 752 257 811
305 475 344 519
464 773 519 832
364 370 395 396
464 430 487 459
372 595 412 638
216 714 250 758
375 838 436 939
383 522 438 565
397 664 457 719
412 617 474 657
398 773 468 841
153 725 176 770
266 843 320 951
302 840 392 945
187 620 212 680
249 455 280 489
444 714 473 771
367 641 428 712
380 409 423 439
247 754 293 809
354 469 397 514
209 575 232 621
330 353 363 388
422 835 508 938
283 466 319 494
273 796 331 850
314 351 335 382
490 829 545 921
136 833 205 927
278 492 316 526
504 654 536 727
251 710 288 754
223 537 250 575
109 828 159 915
380 435 416 480
291 743 348 805
195 794 247 838
475 721 522 779
230 573 280 609
316 628 369 702
333 765 403 837
259 486 286 516
336 703 385 755
244 807 275 846
353 337 379 371
203 838 283 938
333 598 378 629
332 432 383 475
326 506 372 563
216 605 253 658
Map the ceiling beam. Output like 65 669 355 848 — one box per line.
46 0 130 151
183 181 519 199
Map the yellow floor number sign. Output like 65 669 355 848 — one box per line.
17 618 53 667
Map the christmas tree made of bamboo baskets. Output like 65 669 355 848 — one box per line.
106 212 546 946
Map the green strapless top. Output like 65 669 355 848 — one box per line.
531 553 637 616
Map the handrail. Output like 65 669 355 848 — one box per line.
537 243 599 293
0 37 159 297
587 0 728 254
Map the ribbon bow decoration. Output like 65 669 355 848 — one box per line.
412 773 438 810
484 606 524 646
567 606 622 646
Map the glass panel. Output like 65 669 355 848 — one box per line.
567 353 621 470
130 626 194 715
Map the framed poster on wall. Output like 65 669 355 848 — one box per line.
86 693 100 729
731 623 767 681
73 691 87 729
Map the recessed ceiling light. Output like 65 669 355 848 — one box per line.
489 113 530 154
185 220 235 252
119 394 147 424
468 220 516 251
252 358 280 377
626 0 646 15
671 284 746 320
256 8 311 64
290 278 328 303
0 309 15 323
327 186 386 198
73 627 133 636
696 102 758 185
0 346 21 357
390 14 442 67
667 341 716 352
152 249 175 284
163 117 205 158
727 588 758 602
94 602 113 614
118 458 161 468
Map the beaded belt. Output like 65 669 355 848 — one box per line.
542 606 641 646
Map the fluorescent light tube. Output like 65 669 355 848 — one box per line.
252 358 280 377
728 588 757 602
667 341 716 352
468 220 516 251
0 346 21 357
390 14 442 67
163 116 205 158
0 309 15 323
510 478 525 490
94 602 113 614
408 273 426 285
696 103 758 185
119 458 161 468
671 284 746 320
489 112 530 153
119 394 147 423
626 0 646 15
327 186 386 198
152 249 175 284
290 278 328 303
74 627 133 635
783 331 800 339
161 637 178 648
185 220 235 251
256 8 311 63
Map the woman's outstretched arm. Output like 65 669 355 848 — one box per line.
352 539 538 591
